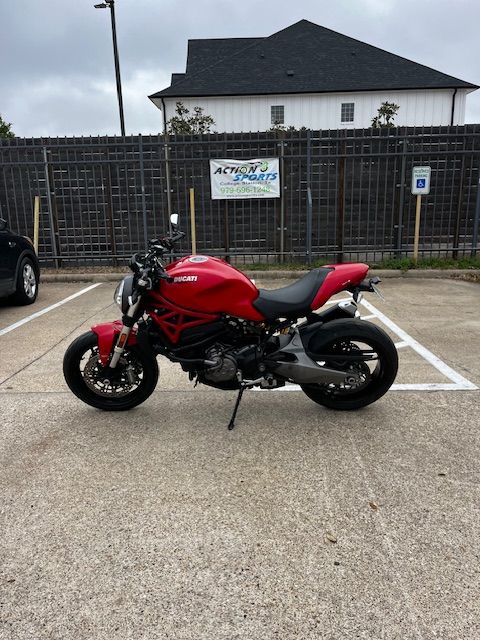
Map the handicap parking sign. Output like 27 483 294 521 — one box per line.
411 167 431 195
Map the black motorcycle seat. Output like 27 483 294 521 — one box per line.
253 267 333 320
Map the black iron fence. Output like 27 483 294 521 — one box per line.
1 125 479 266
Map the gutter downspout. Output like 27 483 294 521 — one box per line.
160 97 168 134
450 88 458 126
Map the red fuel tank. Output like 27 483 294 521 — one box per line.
159 256 264 321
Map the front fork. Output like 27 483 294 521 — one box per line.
108 297 142 369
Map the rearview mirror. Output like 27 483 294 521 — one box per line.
170 213 179 227
0 218 7 232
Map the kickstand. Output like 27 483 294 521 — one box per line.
227 386 245 430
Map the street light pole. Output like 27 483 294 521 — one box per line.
95 0 126 136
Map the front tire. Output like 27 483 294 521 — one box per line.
63 331 159 411
301 319 398 410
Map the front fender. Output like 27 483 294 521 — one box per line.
91 320 137 366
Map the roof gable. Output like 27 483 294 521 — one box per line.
150 20 477 99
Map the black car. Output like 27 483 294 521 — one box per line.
0 217 40 305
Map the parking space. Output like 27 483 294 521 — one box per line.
1 277 479 639
0 283 109 387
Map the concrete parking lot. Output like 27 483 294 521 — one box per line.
1 277 479 639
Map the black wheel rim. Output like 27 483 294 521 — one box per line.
80 346 144 398
310 338 383 397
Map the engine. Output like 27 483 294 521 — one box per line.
204 346 238 382
202 342 260 386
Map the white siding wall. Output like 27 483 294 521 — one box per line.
158 88 469 132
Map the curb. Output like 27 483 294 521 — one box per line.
40 269 480 283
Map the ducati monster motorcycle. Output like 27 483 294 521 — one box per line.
63 215 398 429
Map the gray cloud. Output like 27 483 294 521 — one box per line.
1 0 478 136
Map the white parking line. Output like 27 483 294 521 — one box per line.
262 295 477 393
0 284 102 337
359 297 477 391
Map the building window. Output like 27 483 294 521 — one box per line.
341 102 355 123
271 105 284 125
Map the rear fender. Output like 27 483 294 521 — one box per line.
91 320 137 366
299 315 357 357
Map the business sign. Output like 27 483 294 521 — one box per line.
209 158 280 200
411 166 431 195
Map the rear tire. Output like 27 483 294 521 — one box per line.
301 319 398 410
63 331 159 411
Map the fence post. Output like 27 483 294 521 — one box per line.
453 156 465 259
306 188 313 266
336 138 345 264
138 134 148 247
279 137 286 263
105 164 117 266
306 130 312 266
42 146 59 268
163 134 173 229
471 173 480 258
224 200 230 263
396 139 407 259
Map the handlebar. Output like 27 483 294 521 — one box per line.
129 227 184 286
149 230 185 254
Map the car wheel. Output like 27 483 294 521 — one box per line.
12 258 39 305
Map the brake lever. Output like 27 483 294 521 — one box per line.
159 272 174 283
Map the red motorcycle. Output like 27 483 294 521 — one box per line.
63 215 398 429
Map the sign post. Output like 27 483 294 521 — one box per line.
411 166 431 263
189 188 196 255
33 195 40 254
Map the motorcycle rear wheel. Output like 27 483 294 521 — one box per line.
63 331 159 411
301 319 398 411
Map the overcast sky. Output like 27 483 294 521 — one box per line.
1 0 479 137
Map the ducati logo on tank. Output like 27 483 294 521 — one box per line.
209 158 280 200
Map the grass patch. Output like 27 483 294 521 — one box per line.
239 262 309 271
240 256 480 272
370 256 480 271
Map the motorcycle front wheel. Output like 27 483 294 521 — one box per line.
301 319 398 411
63 331 159 411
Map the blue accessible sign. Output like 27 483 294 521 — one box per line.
411 167 431 195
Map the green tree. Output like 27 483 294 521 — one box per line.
371 101 400 128
268 123 308 134
0 114 15 139
167 102 215 134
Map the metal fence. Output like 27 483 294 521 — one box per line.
1 125 479 266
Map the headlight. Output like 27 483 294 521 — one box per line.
113 276 134 313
